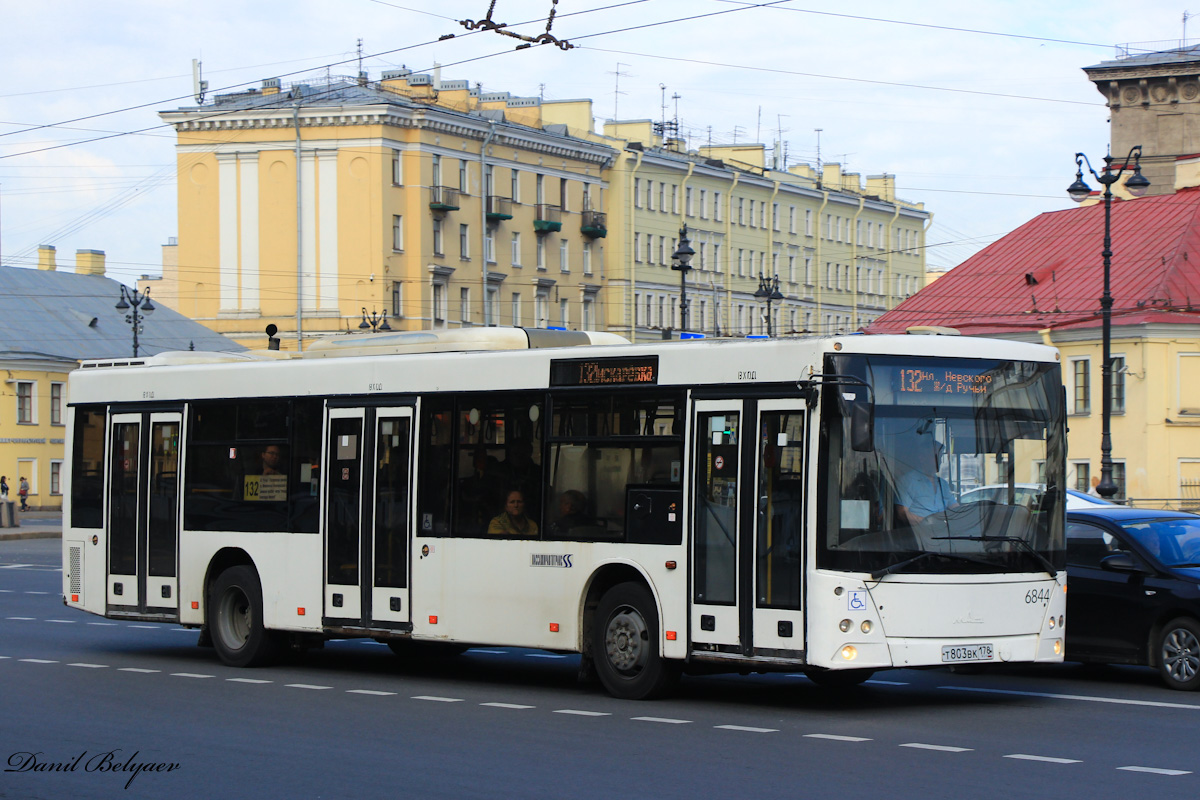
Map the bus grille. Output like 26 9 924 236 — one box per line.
68 545 83 599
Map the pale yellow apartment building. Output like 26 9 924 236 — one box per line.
156 70 929 347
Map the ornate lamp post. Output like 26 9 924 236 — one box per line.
359 307 392 333
115 286 155 357
1066 145 1150 499
671 225 695 333
754 273 784 337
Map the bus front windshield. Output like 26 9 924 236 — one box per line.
817 354 1066 576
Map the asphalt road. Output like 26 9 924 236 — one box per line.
2 537 1197 800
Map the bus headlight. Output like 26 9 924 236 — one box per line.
1053 640 1062 655
841 645 858 660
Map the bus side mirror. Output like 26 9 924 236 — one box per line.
849 402 874 452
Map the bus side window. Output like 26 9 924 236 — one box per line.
417 398 454 536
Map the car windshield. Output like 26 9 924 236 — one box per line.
817 354 1066 575
1120 517 1200 567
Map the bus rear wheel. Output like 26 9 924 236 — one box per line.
592 582 678 700
209 565 277 668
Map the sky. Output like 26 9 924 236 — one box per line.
0 0 1194 288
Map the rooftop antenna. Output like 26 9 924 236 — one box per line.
357 38 365 80
192 58 208 105
775 114 790 170
653 85 680 142
539 82 545 101
815 128 823 171
1186 10 1197 45
731 125 744 144
607 62 631 120
756 105 762 143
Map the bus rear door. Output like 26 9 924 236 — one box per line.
323 405 414 630
107 410 182 618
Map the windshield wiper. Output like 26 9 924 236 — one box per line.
870 550 1000 580
930 535 1059 579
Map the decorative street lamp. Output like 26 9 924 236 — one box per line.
1067 145 1150 499
671 225 695 333
115 285 155 357
754 272 784 337
359 307 392 333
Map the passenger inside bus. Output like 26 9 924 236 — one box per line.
895 433 957 525
487 489 539 537
549 489 591 535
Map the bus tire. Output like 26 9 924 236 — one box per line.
209 565 277 668
804 668 875 688
593 582 678 700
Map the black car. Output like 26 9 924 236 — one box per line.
1066 506 1200 690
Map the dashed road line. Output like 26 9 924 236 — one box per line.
0 656 10 660
119 668 159 673
901 743 973 753
171 672 215 679
46 619 76 623
412 695 464 703
1005 754 1081 764
481 702 534 709
0 564 35 569
5 617 34 621
24 591 49 595
286 684 332 690
632 717 692 724
127 625 161 629
86 622 118 626
716 724 778 733
68 663 108 669
524 653 567 659
0 589 13 592
226 678 271 684
805 734 872 742
1117 766 1192 776
347 689 396 696
553 709 611 717
941 685 1200 711
19 658 58 664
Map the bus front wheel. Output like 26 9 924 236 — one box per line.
209 565 277 668
592 582 678 700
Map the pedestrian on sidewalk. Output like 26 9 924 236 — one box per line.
0 475 8 501
18 477 29 511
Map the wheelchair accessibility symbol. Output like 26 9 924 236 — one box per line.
848 590 868 611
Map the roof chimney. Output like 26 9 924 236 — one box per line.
37 244 57 271
76 249 106 276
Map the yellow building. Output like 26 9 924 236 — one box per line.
540 105 931 340
159 73 616 349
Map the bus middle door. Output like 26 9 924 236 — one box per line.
323 405 414 630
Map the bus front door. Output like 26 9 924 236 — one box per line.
107 411 182 618
691 400 807 657
323 406 414 630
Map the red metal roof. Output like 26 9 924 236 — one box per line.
868 187 1200 336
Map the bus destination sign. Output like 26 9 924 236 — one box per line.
551 355 659 387
897 366 994 396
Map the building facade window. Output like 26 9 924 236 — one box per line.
805 208 813 236
392 149 403 185
559 239 569 272
1071 460 1091 493
433 282 447 326
460 287 470 325
582 241 593 275
459 160 468 193
685 187 694 217
713 191 722 221
459 224 470 259
392 215 403 251
50 460 63 496
634 178 641 208
634 233 642 263
1072 358 1091 415
511 168 520 203
511 232 521 266
511 293 522 326
536 236 546 269
16 381 34 424
432 218 444 256
484 229 495 264
1112 355 1126 414
51 382 64 426
699 189 708 219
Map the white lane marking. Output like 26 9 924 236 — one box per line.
0 656 10 660
127 625 161 629
716 725 778 733
119 668 160 673
0 564 35 569
1117 766 1192 776
24 591 49 595
347 689 396 696
901 743 973 753
286 684 332 690
5 617 35 621
481 702 534 709
1005 754 1082 764
632 717 692 724
864 679 909 686
19 658 59 664
412 695 464 703
171 672 215 679
87 622 119 626
170 628 196 633
0 589 12 592
226 678 272 684
46 619 76 624
554 709 612 717
805 734 873 742
68 663 108 669
469 649 508 654
525 653 567 659
941 685 1200 711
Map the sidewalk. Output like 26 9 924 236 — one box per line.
0 509 62 541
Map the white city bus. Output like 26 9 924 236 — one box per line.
62 328 1068 699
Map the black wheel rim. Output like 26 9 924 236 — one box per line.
604 604 648 676
1162 627 1200 685
216 586 251 652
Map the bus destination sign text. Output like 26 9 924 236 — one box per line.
898 367 993 396
551 356 658 387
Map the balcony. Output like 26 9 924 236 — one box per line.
534 204 562 233
581 209 607 239
429 186 460 212
486 195 513 221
